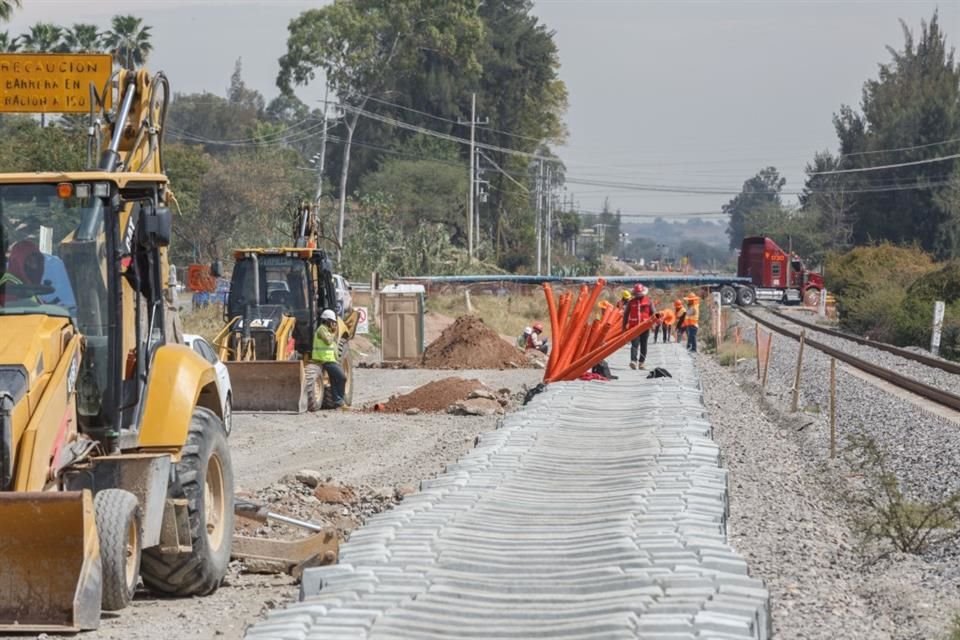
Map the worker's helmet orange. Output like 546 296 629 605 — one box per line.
532 322 544 333
633 283 645 295
674 299 684 309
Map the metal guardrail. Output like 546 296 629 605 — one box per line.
737 306 960 413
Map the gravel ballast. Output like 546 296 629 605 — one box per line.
710 311 960 639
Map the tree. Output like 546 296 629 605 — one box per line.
63 24 102 53
277 0 484 261
18 23 63 52
0 0 20 22
800 151 853 252
194 148 312 260
723 166 786 250
810 12 960 257
0 30 18 51
103 15 152 69
358 157 468 243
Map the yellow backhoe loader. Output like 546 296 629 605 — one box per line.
214 204 357 412
0 56 233 631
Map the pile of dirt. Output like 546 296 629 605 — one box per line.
421 315 529 369
377 377 486 413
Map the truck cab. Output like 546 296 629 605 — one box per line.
738 236 823 305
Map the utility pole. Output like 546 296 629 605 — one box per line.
535 159 543 275
314 84 329 203
459 93 488 262
467 94 475 262
546 167 553 276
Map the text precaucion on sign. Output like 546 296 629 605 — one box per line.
0 53 113 113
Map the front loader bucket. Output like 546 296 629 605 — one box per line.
227 360 307 413
0 491 102 632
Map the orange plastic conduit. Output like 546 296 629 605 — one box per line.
555 285 589 374
549 317 654 382
556 280 607 375
543 284 561 378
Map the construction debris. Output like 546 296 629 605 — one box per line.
374 377 515 415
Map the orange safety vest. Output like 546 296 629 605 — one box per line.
683 303 700 328
662 309 675 325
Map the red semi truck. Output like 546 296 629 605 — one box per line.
724 236 824 306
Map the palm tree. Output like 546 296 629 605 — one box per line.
0 30 18 51
63 23 102 53
0 0 22 23
102 15 152 69
19 22 64 52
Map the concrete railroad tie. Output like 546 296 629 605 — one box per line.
245 343 771 640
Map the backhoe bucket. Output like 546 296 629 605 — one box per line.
0 491 102 632
227 360 307 413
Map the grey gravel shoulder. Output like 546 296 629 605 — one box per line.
712 316 960 639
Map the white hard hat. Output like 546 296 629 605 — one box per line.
523 326 533 335
320 309 337 322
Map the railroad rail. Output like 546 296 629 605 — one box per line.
760 306 960 376
737 306 960 413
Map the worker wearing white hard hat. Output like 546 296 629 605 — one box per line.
311 309 347 408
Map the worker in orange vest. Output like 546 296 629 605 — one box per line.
623 283 655 369
683 292 700 352
660 307 676 343
674 299 686 343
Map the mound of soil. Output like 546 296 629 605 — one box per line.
378 377 486 413
421 315 529 369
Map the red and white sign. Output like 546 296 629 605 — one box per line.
356 306 369 334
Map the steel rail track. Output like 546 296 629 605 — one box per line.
761 306 960 376
736 306 960 413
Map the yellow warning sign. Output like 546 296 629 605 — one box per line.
0 53 113 114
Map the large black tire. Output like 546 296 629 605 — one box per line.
305 362 323 412
736 286 756 306
322 338 353 409
719 285 737 306
140 407 234 596
94 489 142 611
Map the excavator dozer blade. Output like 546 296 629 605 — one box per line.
0 491 102 632
227 361 307 413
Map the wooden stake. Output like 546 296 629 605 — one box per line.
733 327 740 371
755 322 761 380
791 330 806 412
830 357 837 459
761 335 772 391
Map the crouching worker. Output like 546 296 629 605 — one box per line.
526 322 549 354
313 309 347 408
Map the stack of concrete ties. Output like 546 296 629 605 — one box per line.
245 343 770 640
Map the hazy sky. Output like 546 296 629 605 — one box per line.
6 0 959 230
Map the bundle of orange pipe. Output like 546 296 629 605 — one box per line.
543 280 654 383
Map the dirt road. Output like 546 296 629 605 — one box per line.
10 368 541 640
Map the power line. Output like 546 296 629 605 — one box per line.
808 153 960 176
362 93 546 144
839 136 960 159
341 103 561 163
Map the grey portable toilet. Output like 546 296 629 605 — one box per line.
379 284 426 362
